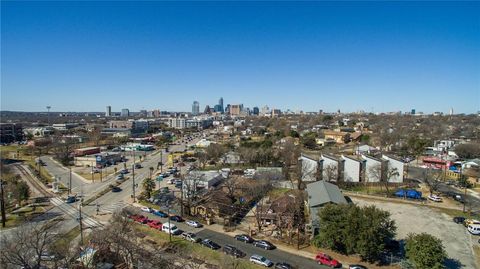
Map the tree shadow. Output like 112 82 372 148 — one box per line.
444 258 462 269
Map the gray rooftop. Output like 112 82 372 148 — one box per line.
306 180 347 207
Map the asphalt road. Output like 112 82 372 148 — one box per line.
132 207 330 269
407 166 480 212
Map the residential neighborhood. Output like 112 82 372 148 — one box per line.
1 1 479 269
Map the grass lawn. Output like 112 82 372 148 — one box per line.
0 206 47 229
135 224 262 269
267 188 290 199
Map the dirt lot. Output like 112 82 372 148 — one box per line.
353 197 478 269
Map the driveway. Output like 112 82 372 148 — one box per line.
353 197 477 269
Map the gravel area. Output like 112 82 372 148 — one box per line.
353 197 477 269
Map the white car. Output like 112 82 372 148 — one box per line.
428 194 442 202
140 206 152 213
249 255 273 267
186 220 203 228
467 224 480 235
181 232 201 243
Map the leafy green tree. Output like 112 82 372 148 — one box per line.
313 204 396 263
142 178 155 199
405 233 446 269
302 133 317 149
356 205 396 262
15 181 30 203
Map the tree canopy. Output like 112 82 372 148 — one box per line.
405 233 447 269
313 204 396 262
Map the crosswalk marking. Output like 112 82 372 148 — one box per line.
50 197 101 228
99 201 127 213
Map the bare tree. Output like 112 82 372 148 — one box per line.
223 177 239 204
323 164 338 182
423 168 444 195
89 211 171 269
368 163 399 194
0 220 60 269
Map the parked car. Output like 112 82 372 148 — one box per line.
181 232 201 243
468 224 480 235
134 163 142 169
223 244 246 258
200 239 221 250
253 240 275 250
170 215 184 222
111 186 122 192
250 255 273 267
234 234 254 243
140 206 152 213
120 169 129 174
427 194 442 202
315 253 341 268
129 214 148 224
152 209 168 218
453 216 466 224
162 223 181 235
464 219 480 227
349 265 367 269
147 220 163 230
186 220 203 228
116 174 124 180
275 262 293 269
454 195 465 203
40 252 56 261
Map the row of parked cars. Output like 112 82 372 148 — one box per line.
453 217 480 235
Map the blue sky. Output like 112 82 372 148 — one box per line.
2 1 479 113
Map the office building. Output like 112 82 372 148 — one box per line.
121 108 130 117
230 104 242 116
0 123 24 143
105 106 112 117
253 107 259 115
218 97 224 113
411 109 416 115
192 101 200 115
204 105 212 114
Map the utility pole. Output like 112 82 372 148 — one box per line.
132 150 136 203
91 162 94 182
78 199 84 245
0 180 6 228
69 166 72 195
160 150 163 174
167 202 172 242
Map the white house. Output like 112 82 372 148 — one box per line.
341 155 364 183
300 155 319 182
362 154 383 182
382 155 404 183
320 154 340 182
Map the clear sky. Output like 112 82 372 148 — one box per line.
1 1 479 113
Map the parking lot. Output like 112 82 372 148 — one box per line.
353 197 477 268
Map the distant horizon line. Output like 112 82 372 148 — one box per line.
1 109 478 115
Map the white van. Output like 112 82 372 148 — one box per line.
467 224 480 235
162 222 181 235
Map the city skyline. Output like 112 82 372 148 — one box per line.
2 1 479 113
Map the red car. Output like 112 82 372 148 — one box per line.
315 253 341 268
129 214 148 224
147 220 163 229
